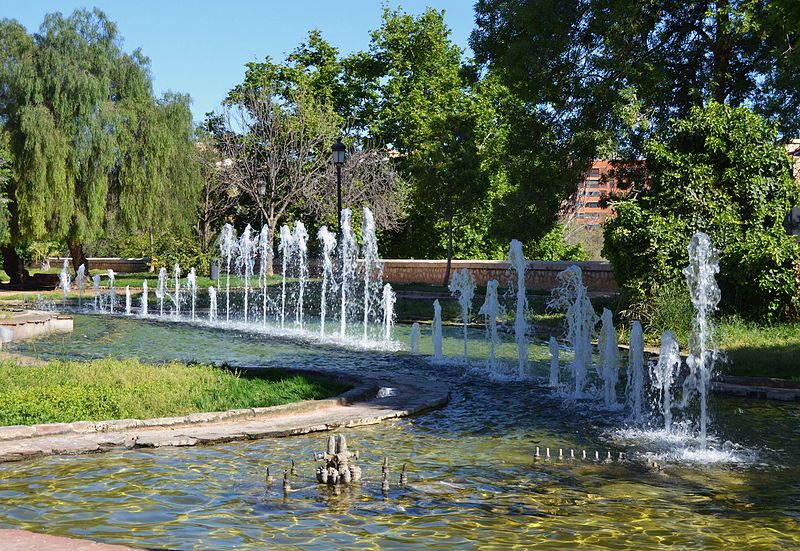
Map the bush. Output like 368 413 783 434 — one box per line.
89 231 211 274
525 223 587 261
603 103 800 321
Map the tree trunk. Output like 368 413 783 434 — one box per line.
711 0 730 104
1 245 31 285
442 212 454 287
266 219 277 276
68 241 89 273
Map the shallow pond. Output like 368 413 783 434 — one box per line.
1 314 799 549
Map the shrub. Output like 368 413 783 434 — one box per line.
525 223 587 261
603 103 800 321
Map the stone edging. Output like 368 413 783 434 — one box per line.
0 367 450 463
624 345 800 402
0 369 371 442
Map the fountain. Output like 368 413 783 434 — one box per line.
259 225 271 326
382 283 395 342
156 267 167 317
549 336 559 387
92 274 101 311
279 224 292 329
125 286 131 316
58 259 71 307
339 209 358 338
432 299 443 360
76 263 85 307
208 286 218 323
598 308 620 407
362 207 382 341
626 320 645 422
238 225 256 324
409 322 420 354
140 280 148 316
318 226 337 336
172 264 181 317
315 434 361 486
219 223 236 321
549 265 597 396
106 270 116 314
293 222 309 329
652 330 680 433
508 240 529 377
478 279 503 369
681 232 721 447
187 268 197 321
448 268 476 362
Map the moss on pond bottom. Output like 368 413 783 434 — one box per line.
0 359 350 426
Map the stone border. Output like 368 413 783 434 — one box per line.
0 529 138 550
0 367 449 463
0 369 368 442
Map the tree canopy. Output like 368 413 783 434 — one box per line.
0 9 201 278
472 0 800 155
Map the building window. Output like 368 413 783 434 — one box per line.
589 168 600 178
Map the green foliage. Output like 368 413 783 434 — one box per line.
0 359 350 426
525 224 587 261
149 235 212 275
90 231 211 275
472 0 800 153
603 103 800 320
620 281 694 346
0 9 201 248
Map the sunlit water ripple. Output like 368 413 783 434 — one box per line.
0 314 798 549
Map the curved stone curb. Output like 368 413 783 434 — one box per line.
621 345 800 402
712 375 800 401
0 369 369 442
0 529 138 550
0 368 449 463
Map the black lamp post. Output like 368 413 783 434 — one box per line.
332 137 346 242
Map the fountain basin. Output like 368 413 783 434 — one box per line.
0 309 73 343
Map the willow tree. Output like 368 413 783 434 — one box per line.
0 9 200 282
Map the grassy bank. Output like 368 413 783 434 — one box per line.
717 318 800 380
0 359 350 426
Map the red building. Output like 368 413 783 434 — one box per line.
564 160 626 229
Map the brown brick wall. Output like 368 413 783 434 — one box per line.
380 259 618 292
47 258 151 273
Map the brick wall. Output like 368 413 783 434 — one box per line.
380 259 618 293
47 257 151 273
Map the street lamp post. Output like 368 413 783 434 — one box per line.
332 137 346 243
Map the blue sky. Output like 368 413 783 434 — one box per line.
3 1 477 122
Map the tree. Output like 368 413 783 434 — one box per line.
304 144 408 234
472 0 800 151
603 103 800 320
350 7 508 268
195 122 241 253
216 85 339 272
0 9 200 281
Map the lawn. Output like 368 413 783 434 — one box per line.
0 359 351 426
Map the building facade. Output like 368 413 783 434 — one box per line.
564 160 625 229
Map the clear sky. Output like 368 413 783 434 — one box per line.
2 1 477 123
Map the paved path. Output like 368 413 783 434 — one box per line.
0 369 449 463
0 529 139 550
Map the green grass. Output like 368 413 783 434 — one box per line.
0 359 351 426
716 317 800 381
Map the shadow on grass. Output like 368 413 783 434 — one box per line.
722 343 800 381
